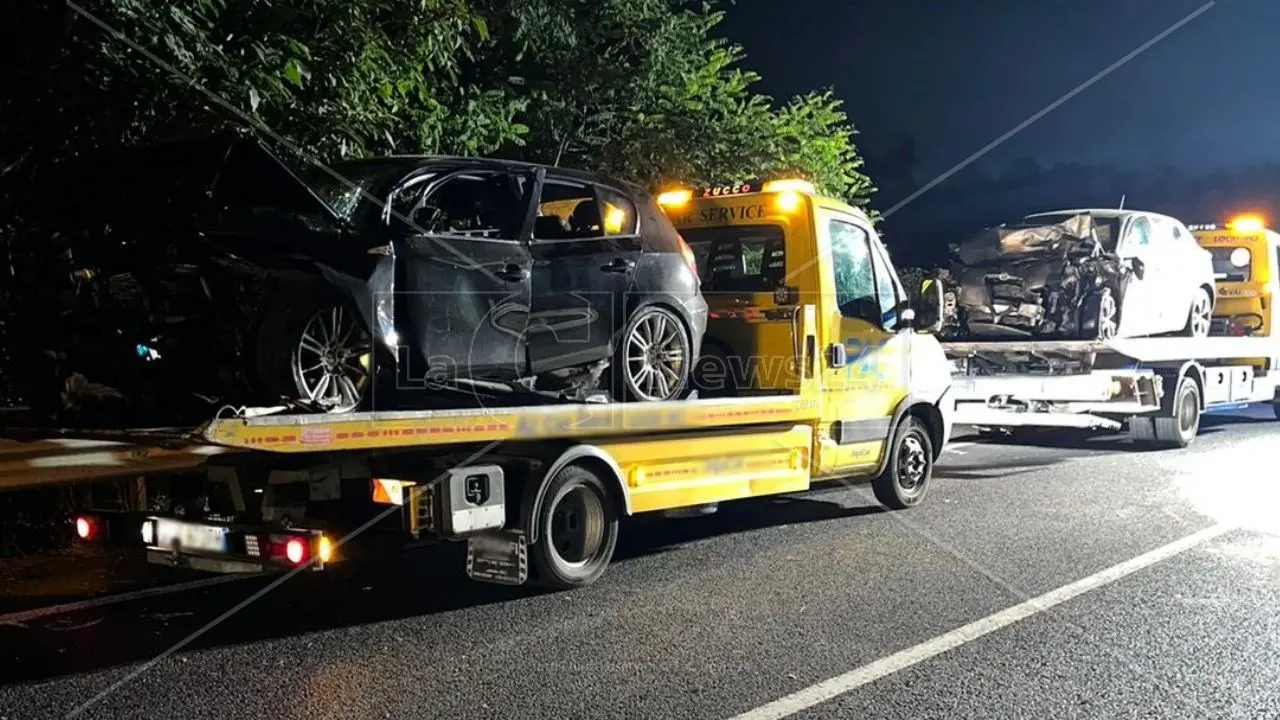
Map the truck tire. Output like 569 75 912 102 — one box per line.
1151 376 1201 449
530 464 619 590
872 416 935 510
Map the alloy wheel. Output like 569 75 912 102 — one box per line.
1189 291 1212 337
293 306 372 412
1096 290 1119 340
624 310 688 401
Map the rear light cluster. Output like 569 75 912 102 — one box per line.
74 515 98 541
263 532 333 568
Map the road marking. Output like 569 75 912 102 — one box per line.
0 574 255 626
730 523 1232 720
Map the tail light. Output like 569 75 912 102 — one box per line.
284 538 306 565
74 515 97 541
264 532 334 568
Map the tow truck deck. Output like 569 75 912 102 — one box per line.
945 335 1280 439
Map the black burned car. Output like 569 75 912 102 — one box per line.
3 132 707 425
940 210 1216 341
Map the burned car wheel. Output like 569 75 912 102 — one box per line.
258 286 374 413
1182 288 1213 338
1079 287 1119 340
616 305 691 402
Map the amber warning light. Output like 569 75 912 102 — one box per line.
1228 214 1266 232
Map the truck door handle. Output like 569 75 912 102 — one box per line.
600 258 635 273
496 264 528 282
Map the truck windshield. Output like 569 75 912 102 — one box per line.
680 225 787 293
1209 246 1252 282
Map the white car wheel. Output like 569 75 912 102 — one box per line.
1184 288 1212 338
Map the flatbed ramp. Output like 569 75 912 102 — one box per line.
198 394 820 453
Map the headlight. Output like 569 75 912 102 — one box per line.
1230 247 1251 268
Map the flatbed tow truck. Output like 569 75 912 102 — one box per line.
946 215 1280 445
945 335 1280 445
2 178 956 590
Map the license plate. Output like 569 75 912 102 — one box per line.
154 519 228 554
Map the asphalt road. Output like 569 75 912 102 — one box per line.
2 408 1279 719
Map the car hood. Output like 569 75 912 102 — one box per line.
25 131 345 234
941 214 1129 340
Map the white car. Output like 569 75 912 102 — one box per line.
1023 209 1216 339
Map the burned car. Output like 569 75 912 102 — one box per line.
940 209 1216 341
3 132 707 426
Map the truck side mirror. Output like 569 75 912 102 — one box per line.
911 275 945 333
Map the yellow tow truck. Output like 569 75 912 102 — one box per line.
19 178 955 590
1190 214 1280 336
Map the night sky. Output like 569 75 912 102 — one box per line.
720 0 1280 181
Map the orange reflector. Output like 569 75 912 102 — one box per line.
372 478 408 505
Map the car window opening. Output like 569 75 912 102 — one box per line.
681 224 786 294
1210 246 1252 282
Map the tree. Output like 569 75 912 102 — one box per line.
474 0 872 205
3 0 524 171
4 0 873 209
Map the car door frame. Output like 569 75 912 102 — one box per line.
389 165 538 385
1114 214 1162 336
1151 216 1199 333
524 169 643 376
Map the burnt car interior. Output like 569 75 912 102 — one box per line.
941 213 1133 341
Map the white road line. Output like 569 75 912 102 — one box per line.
730 523 1233 720
0 575 255 626
944 441 974 454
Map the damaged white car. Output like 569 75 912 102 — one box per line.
941 209 1216 340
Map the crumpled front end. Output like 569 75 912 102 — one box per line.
940 214 1130 340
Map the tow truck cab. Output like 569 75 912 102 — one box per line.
1191 214 1280 337
658 179 955 475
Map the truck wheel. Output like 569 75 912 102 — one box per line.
872 416 935 510
1151 376 1200 449
530 465 619 590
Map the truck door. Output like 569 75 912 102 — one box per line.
818 213 909 475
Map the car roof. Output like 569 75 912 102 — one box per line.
1025 208 1181 224
340 154 647 195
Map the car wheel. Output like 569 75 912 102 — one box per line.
259 285 373 412
616 305 691 402
1079 287 1119 340
1182 287 1213 338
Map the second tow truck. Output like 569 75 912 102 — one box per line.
945 213 1280 445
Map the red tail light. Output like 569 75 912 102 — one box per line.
284 538 307 565
74 515 97 541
